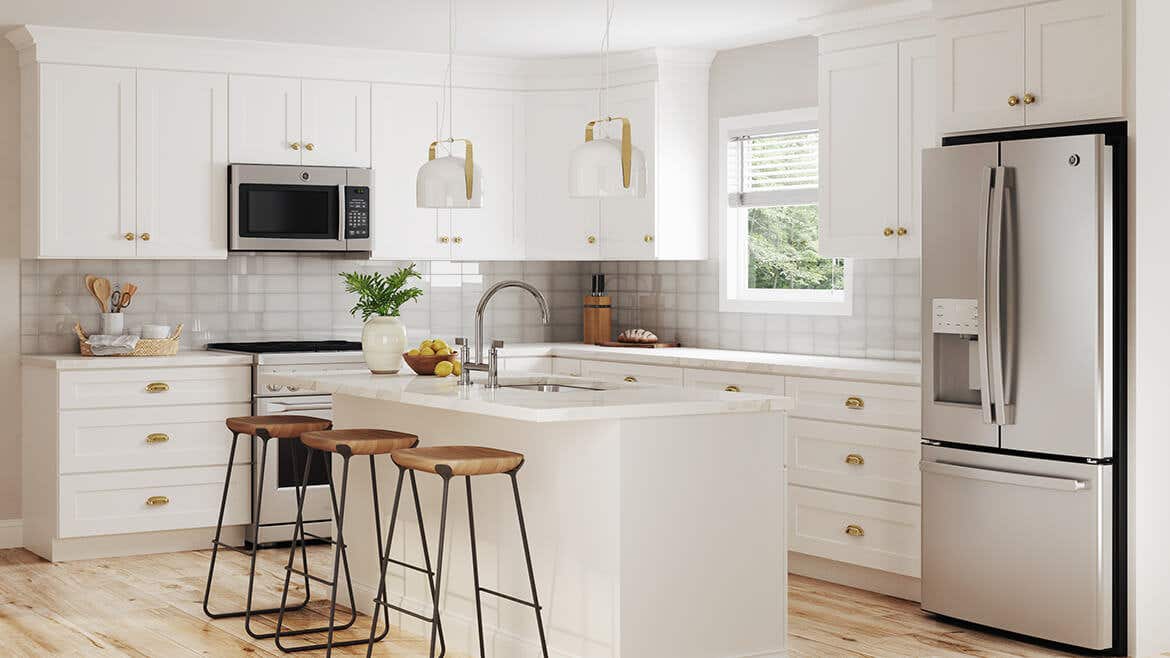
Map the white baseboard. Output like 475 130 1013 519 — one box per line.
789 551 922 602
32 525 246 562
0 519 22 549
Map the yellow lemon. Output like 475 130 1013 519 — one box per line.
452 360 462 376
435 347 451 356
433 360 454 378
419 346 435 356
432 339 448 351
420 339 433 350
407 348 420 356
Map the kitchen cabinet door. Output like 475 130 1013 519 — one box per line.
600 82 657 260
136 70 228 259
937 8 1025 133
450 88 525 261
301 79 371 167
228 75 302 165
1023 0 1123 126
370 83 452 261
524 89 601 260
896 37 936 258
817 43 899 258
37 64 137 258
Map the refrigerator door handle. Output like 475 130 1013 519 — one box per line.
988 166 1013 425
920 460 1088 492
976 166 996 424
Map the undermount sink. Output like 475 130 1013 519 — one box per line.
497 377 615 393
503 383 603 392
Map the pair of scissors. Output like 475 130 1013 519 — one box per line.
111 288 133 312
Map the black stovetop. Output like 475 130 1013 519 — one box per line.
205 340 362 354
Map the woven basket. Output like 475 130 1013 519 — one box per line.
74 323 183 357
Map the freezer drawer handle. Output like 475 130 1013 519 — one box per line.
844 396 865 410
920 460 1088 492
844 524 865 537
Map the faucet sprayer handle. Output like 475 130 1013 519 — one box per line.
454 337 467 346
491 339 505 350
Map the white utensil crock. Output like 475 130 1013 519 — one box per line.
99 313 124 335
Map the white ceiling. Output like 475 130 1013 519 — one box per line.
0 0 888 58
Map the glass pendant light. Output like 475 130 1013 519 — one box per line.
568 0 646 199
417 0 483 208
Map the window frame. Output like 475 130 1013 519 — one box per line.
717 108 853 316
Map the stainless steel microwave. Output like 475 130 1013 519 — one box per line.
229 164 373 252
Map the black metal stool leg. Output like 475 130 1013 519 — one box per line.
274 448 316 648
366 455 392 645
202 430 241 617
412 470 447 655
366 465 406 657
510 467 549 657
466 476 486 657
322 448 353 656
430 465 454 658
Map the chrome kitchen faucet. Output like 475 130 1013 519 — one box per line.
456 280 550 388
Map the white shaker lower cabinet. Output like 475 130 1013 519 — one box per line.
22 359 253 561
578 359 685 387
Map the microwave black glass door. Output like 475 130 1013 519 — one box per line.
239 184 339 239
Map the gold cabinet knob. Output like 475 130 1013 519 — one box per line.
643 234 654 243
845 453 865 465
139 233 150 241
124 232 136 241
290 142 301 150
145 382 170 393
453 236 463 244
845 524 865 537
623 376 638 383
724 385 741 393
1008 95 1020 107
883 227 894 237
587 235 597 245
1022 93 1036 105
304 142 315 151
439 235 450 244
845 396 865 410
146 495 170 506
896 227 907 236
146 433 170 444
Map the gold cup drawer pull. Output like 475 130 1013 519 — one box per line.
146 433 170 444
844 453 865 466
844 396 865 410
145 382 170 393
146 495 170 507
724 385 741 393
845 524 865 537
623 376 638 383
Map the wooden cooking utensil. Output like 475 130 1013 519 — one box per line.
91 277 111 314
84 275 105 311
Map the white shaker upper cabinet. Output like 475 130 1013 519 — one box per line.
818 43 900 258
370 83 451 261
450 88 525 261
136 70 228 259
897 37 937 259
228 75 302 165
34 64 137 258
937 8 1025 133
1023 0 1123 126
301 79 371 167
523 89 602 260
599 82 657 260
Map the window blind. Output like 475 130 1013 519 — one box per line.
728 129 818 208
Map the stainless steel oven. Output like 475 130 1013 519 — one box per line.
229 164 373 252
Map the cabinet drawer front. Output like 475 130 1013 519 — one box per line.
786 377 920 430
683 368 785 396
788 485 920 577
58 366 251 409
787 418 921 503
499 357 552 374
578 360 683 387
59 465 249 538
551 358 582 377
59 403 252 474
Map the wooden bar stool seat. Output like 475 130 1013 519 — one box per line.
301 429 419 455
391 445 524 476
225 415 332 438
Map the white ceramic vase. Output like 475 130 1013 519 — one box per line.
361 315 407 374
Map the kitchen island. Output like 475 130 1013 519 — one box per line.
272 371 790 658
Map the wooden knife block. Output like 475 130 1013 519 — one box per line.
583 295 612 345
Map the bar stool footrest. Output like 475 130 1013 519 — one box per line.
479 586 542 610
373 596 436 624
384 556 435 576
285 565 336 587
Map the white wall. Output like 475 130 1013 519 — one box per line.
0 41 21 522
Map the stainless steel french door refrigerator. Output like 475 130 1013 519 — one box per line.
920 126 1126 654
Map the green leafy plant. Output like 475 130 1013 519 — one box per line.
340 264 424 322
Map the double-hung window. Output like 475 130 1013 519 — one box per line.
719 108 851 315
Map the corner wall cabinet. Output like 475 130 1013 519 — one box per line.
936 0 1123 133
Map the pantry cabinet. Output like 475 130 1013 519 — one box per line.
937 0 1123 133
228 75 370 167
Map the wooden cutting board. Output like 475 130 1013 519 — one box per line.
596 341 680 349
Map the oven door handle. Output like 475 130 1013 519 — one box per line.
267 402 332 413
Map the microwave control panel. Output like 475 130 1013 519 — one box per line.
345 187 371 239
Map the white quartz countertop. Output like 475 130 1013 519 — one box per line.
22 352 254 370
271 371 792 423
497 343 921 385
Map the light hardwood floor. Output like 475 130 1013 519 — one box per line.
0 546 1082 657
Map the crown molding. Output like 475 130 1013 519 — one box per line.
801 0 934 36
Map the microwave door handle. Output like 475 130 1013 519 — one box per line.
988 167 1012 426
976 166 996 424
338 184 347 247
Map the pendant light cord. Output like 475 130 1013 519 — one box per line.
437 0 456 151
598 0 615 126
